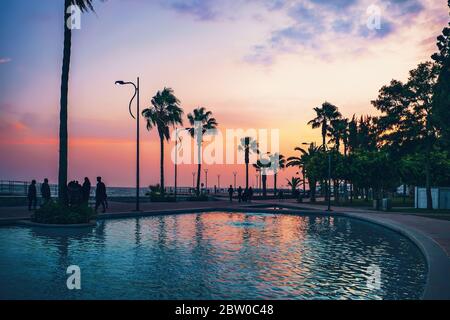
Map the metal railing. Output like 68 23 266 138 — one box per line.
0 180 58 197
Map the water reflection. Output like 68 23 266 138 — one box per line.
0 212 426 300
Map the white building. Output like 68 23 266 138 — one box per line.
415 187 450 209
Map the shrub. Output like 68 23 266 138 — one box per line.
146 184 176 202
31 201 96 224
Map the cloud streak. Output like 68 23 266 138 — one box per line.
0 57 12 64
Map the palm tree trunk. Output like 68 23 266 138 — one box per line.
245 162 249 190
262 174 267 198
274 173 277 196
302 167 306 194
160 136 165 193
196 142 201 195
58 0 72 205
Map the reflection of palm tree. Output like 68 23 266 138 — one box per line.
238 137 258 191
142 88 183 193
308 102 341 150
268 153 285 195
187 107 218 195
58 0 99 203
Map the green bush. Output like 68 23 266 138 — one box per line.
31 201 96 224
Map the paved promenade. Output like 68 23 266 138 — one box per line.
1 198 450 257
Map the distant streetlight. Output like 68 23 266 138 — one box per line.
217 174 221 189
115 77 140 211
191 172 196 188
233 171 237 189
204 169 209 190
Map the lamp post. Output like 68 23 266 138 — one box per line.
204 169 209 191
115 78 140 211
192 172 196 188
217 174 220 189
233 171 237 189
174 129 183 201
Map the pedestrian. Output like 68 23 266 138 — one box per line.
237 186 243 203
228 185 234 202
40 178 51 204
95 176 107 213
82 177 91 204
248 187 254 203
28 180 37 211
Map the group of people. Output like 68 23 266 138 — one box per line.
227 186 254 203
27 176 108 213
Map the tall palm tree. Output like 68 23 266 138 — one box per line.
238 137 258 191
142 88 183 193
268 153 285 195
187 107 218 195
58 0 100 203
308 102 342 150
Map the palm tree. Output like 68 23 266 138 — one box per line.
187 107 218 195
308 102 342 150
287 143 321 202
268 153 285 195
253 153 271 198
142 88 183 193
286 177 301 196
238 137 258 191
58 0 100 203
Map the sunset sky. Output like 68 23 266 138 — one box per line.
0 0 448 187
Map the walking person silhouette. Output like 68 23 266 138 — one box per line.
95 177 107 213
27 180 37 211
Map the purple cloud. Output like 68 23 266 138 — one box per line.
0 57 12 64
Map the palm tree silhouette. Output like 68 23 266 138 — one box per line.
286 177 301 196
268 153 285 195
287 143 321 202
142 88 184 193
253 154 271 198
308 102 342 150
287 146 307 195
238 137 258 191
58 0 100 203
186 107 218 196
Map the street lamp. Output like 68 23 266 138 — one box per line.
217 174 220 189
204 168 209 190
233 171 237 189
192 172 196 188
115 77 140 211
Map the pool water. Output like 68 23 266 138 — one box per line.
0 212 427 300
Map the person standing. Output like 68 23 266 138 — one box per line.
82 177 91 204
95 176 107 213
248 187 254 203
237 186 243 203
28 180 37 211
40 178 51 204
228 185 234 202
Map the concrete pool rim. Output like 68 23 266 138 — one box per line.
1 206 449 300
